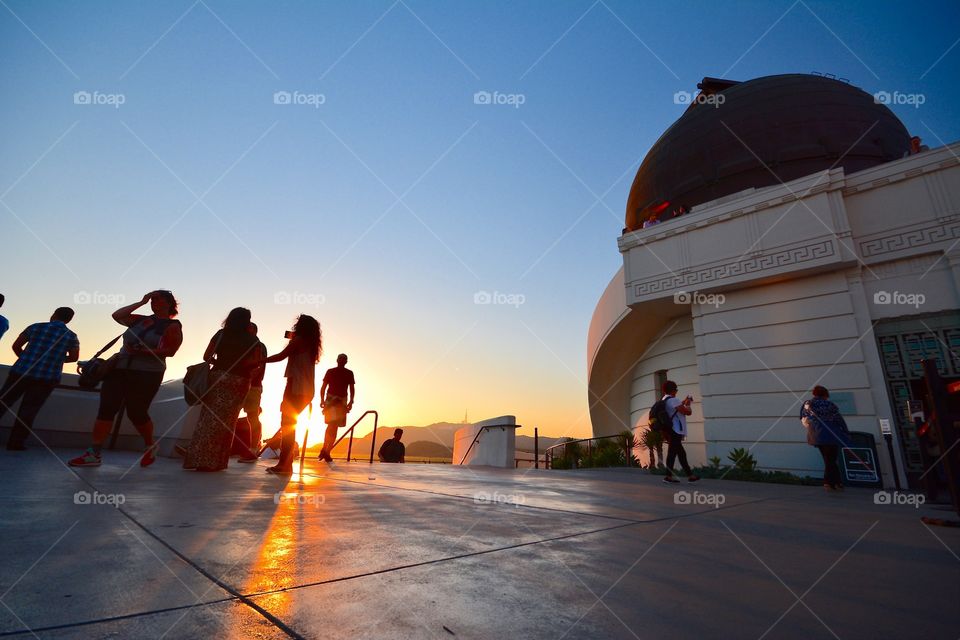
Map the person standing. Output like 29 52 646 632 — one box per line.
378 428 405 463
0 294 9 342
661 380 699 483
318 353 355 463
1 307 79 450
69 291 182 467
800 386 852 491
262 315 321 474
237 322 267 462
183 308 260 472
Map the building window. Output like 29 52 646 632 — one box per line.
655 369 668 397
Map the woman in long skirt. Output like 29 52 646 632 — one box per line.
184 308 261 472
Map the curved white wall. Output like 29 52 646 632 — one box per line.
628 317 705 466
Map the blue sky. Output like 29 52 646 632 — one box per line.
2 0 959 438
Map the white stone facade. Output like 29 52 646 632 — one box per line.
588 142 960 486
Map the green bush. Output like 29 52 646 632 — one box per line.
727 447 758 472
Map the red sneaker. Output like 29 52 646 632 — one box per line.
68 448 101 467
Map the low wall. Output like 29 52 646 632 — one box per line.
453 415 519 467
0 366 198 456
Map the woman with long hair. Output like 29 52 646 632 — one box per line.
262 314 321 474
182 307 261 472
69 290 183 467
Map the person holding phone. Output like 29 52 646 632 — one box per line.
661 380 699 483
261 315 321 474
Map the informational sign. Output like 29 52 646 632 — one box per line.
879 418 892 436
830 392 857 415
841 447 880 484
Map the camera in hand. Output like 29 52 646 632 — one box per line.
284 330 294 339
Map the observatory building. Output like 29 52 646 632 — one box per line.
588 74 960 487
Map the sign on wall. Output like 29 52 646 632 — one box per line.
841 447 880 484
830 392 857 415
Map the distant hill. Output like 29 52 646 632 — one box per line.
320 422 465 456
313 421 567 457
405 441 453 458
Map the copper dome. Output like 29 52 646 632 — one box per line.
625 74 912 231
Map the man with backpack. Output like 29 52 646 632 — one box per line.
650 380 699 483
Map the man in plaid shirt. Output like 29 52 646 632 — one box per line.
1 307 80 450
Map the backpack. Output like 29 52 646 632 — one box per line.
648 398 678 433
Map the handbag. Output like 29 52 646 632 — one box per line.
183 332 224 405
183 361 212 405
77 334 124 388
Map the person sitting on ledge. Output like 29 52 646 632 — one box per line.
378 428 406 463
641 212 660 228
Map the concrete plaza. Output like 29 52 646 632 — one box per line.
0 450 957 639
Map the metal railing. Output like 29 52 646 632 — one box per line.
300 410 379 468
457 424 521 465
543 434 633 469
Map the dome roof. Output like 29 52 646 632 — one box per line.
625 74 911 231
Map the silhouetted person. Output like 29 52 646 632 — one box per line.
1 307 79 450
661 380 699 483
262 315 321 474
800 385 852 491
378 428 405 463
907 136 929 155
0 294 8 342
69 291 182 467
319 353 355 463
183 308 261 472
238 322 268 462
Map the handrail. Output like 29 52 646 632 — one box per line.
457 424 520 465
544 433 626 469
331 410 379 463
457 426 490 465
299 409 379 468
543 433 623 455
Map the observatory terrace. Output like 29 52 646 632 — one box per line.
0 451 957 639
